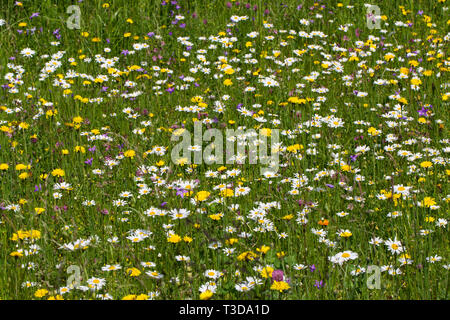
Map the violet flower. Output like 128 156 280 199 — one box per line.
314 280 324 288
418 106 428 116
176 188 188 198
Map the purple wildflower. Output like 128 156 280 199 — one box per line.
176 188 188 198
418 106 428 117
314 280 324 288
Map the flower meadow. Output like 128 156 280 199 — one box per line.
0 0 449 300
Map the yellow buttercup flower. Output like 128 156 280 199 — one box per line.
200 290 213 300
195 191 210 201
256 245 270 254
237 251 256 261
220 189 234 197
126 267 141 277
422 197 436 207
260 128 272 137
261 266 274 278
270 281 290 292
34 289 49 298
124 150 136 158
51 168 65 177
167 234 182 243
420 161 432 168
73 116 83 124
